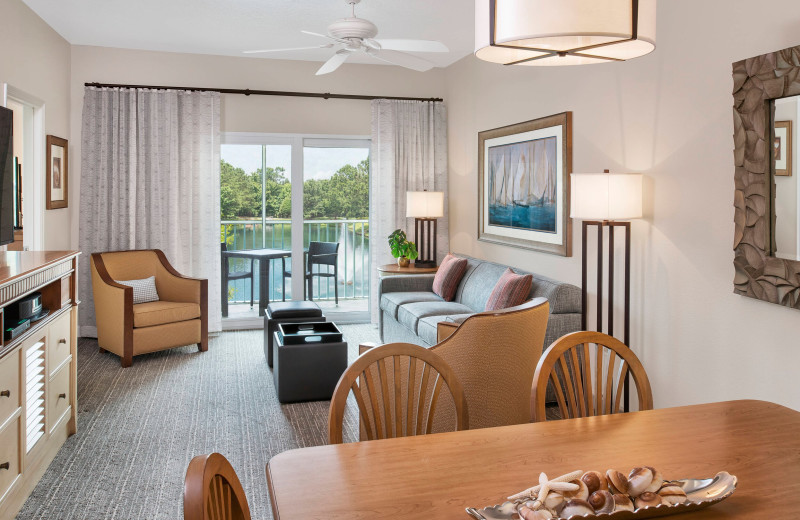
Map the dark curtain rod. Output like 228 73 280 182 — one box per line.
84 82 443 102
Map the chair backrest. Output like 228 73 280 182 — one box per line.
328 342 468 444
221 242 227 252
429 298 550 430
184 453 251 520
307 241 339 266
531 331 653 422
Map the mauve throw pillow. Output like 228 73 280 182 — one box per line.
484 268 533 311
432 254 468 302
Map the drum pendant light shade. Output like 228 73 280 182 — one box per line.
475 0 656 66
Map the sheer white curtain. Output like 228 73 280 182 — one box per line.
370 99 449 321
79 87 222 336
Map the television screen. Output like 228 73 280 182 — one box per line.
0 106 15 246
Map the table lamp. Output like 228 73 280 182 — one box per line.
571 170 642 410
406 191 444 268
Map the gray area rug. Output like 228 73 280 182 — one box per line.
15 324 380 520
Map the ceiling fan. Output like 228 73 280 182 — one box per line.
243 0 449 75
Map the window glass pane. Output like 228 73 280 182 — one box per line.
220 144 292 317
303 146 370 307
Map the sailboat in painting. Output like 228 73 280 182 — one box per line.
487 136 557 234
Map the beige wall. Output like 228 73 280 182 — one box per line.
0 0 71 249
445 0 800 411
69 46 446 247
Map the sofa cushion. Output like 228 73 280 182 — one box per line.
432 254 468 301
380 292 442 320
417 315 452 346
456 262 511 311
397 301 473 333
485 268 533 311
133 301 201 328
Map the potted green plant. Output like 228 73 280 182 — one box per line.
388 229 419 267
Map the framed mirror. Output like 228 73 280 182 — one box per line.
732 45 800 307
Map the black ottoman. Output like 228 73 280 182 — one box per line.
264 301 325 367
273 322 348 403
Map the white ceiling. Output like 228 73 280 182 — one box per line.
22 0 475 69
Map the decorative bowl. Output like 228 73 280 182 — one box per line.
466 472 737 520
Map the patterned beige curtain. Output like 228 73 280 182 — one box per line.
370 99 449 322
79 87 222 335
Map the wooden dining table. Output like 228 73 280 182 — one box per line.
266 400 800 519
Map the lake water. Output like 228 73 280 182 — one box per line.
489 203 557 233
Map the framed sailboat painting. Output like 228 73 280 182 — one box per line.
478 112 572 256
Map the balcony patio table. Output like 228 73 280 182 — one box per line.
221 248 290 317
266 399 799 519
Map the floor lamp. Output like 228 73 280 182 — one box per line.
570 171 642 411
406 191 444 268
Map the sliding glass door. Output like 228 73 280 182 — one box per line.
220 134 370 324
303 140 370 313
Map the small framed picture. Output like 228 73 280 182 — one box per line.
774 120 792 177
46 135 68 209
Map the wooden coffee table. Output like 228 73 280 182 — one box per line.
266 400 800 519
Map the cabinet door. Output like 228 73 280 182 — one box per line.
47 312 72 377
0 349 20 427
0 417 21 502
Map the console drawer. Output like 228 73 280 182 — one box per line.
0 417 20 501
48 312 72 376
48 363 70 430
0 350 20 427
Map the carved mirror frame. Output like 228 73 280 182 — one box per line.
733 45 800 307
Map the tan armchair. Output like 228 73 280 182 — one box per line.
429 298 550 430
90 249 208 367
360 298 550 432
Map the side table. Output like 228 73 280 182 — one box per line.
377 263 438 277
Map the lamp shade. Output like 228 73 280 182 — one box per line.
571 173 642 220
406 191 444 218
475 0 656 66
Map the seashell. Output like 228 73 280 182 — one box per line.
561 479 589 501
605 470 629 495
634 491 662 509
613 494 635 513
587 490 615 514
627 467 654 497
581 471 608 495
517 506 552 520
658 484 688 506
644 467 664 493
560 499 594 518
543 492 565 513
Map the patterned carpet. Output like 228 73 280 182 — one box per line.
15 324 379 520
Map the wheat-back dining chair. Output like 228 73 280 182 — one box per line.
328 342 468 444
531 331 653 422
184 453 251 520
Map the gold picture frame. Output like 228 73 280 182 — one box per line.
46 135 68 210
774 120 792 176
477 112 572 257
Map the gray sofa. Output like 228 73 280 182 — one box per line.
379 254 582 349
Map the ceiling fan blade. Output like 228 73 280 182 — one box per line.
243 44 334 54
301 30 349 45
368 49 434 72
373 39 449 53
316 51 351 75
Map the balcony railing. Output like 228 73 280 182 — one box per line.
221 219 369 305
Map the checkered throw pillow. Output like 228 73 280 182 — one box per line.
116 276 159 304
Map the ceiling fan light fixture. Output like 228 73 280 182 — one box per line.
474 0 656 66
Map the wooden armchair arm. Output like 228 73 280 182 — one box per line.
90 253 134 360
436 321 459 343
